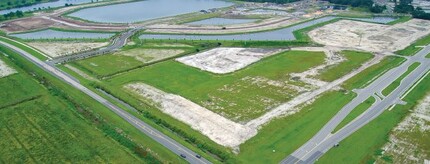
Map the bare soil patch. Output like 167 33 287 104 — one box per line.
0 58 17 78
378 94 430 163
177 47 283 74
28 41 108 58
125 83 257 148
308 19 430 52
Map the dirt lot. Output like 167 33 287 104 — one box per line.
0 59 17 78
177 47 283 74
117 48 185 63
0 17 61 33
308 19 430 53
28 41 108 58
125 83 257 148
378 94 430 163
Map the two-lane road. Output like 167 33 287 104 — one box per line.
282 45 430 164
0 38 210 164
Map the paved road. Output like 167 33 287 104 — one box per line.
0 39 211 164
48 27 141 64
281 45 430 164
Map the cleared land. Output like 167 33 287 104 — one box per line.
309 19 430 52
0 58 17 78
125 83 257 147
177 47 283 74
28 41 108 58
376 93 430 163
109 50 326 122
75 47 189 77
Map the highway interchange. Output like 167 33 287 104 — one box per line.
282 45 430 164
0 38 210 164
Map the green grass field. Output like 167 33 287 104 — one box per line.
108 50 325 122
316 50 374 82
0 96 141 163
342 56 405 90
396 34 430 56
74 46 193 77
317 71 430 164
333 97 376 133
382 62 420 96
0 51 147 163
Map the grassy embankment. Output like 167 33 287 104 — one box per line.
396 34 430 56
316 50 374 82
317 71 430 164
0 52 149 163
0 38 186 163
332 97 376 133
382 62 420 96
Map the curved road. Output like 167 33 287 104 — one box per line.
281 45 430 164
0 38 210 164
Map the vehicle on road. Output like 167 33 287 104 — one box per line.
196 154 202 158
180 154 187 158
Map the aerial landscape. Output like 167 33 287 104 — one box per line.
0 0 429 163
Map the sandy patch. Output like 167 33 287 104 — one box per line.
177 47 283 74
378 94 430 163
28 41 108 58
124 83 257 148
309 19 430 53
0 58 17 78
117 48 185 63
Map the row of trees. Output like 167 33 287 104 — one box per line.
241 0 301 4
0 10 25 21
0 0 43 10
323 0 386 13
394 0 430 20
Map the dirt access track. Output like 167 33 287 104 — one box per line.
0 0 132 33
308 19 430 53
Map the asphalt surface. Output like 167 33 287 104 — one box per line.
48 27 141 64
281 45 430 164
0 39 211 164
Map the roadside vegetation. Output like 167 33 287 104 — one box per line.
0 40 186 163
316 50 374 82
382 62 420 96
317 72 430 164
332 97 376 133
342 56 406 90
0 51 153 163
396 34 430 56
237 91 356 163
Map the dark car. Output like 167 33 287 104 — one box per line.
180 154 186 158
195 154 201 159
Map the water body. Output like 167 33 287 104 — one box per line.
140 16 398 41
10 29 115 39
0 0 94 15
187 18 259 25
68 0 234 23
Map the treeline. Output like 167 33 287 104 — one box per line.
241 0 301 4
394 0 430 19
322 0 386 13
0 0 45 10
0 10 25 21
